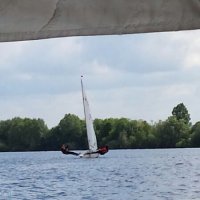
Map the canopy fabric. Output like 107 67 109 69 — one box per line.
0 0 200 42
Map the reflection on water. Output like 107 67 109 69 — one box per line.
0 149 200 200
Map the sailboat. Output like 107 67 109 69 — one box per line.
61 76 108 157
79 76 99 158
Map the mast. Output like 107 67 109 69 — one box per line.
81 76 86 122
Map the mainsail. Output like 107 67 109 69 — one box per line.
81 77 98 152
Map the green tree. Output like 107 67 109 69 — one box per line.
94 118 114 147
0 117 48 151
45 114 86 150
109 118 130 148
0 141 8 151
191 122 200 147
155 116 190 148
172 103 190 124
0 120 11 148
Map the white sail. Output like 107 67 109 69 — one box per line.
81 77 98 152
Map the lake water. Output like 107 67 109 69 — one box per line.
0 149 200 200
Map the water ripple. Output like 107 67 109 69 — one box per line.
1 149 200 199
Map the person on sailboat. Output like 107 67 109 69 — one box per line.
96 145 109 155
61 144 79 156
84 145 109 156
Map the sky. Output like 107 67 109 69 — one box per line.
0 30 200 128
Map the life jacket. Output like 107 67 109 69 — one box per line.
61 145 68 154
99 146 108 155
61 147 66 154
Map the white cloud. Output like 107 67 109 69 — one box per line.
165 30 200 70
1 30 200 127
184 41 200 70
0 92 83 128
163 84 196 97
0 42 25 66
48 38 83 62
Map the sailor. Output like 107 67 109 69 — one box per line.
61 144 79 156
97 146 109 155
85 145 109 155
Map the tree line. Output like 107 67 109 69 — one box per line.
0 103 200 152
